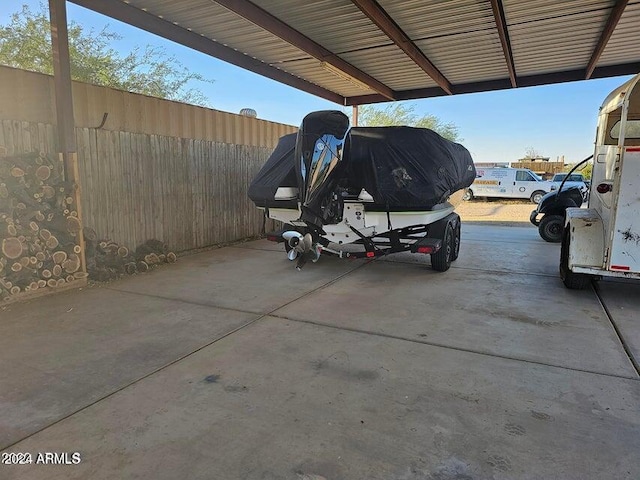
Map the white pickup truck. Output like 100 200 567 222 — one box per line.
550 173 589 200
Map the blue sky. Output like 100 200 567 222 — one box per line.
0 1 633 163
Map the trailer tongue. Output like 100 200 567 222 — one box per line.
248 111 476 271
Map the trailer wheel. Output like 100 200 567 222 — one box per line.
451 222 461 261
462 189 474 201
431 223 453 272
560 228 591 289
531 190 546 204
538 214 564 243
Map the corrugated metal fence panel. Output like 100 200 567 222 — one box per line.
0 120 276 252
0 66 297 148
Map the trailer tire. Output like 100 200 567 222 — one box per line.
431 223 453 272
531 190 546 204
462 189 474 201
538 214 564 243
451 222 461 261
560 228 591 290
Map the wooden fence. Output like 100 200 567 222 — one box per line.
1 120 282 252
511 161 566 177
0 66 298 253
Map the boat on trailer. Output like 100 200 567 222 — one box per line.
248 111 476 270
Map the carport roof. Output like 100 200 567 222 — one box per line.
70 0 640 105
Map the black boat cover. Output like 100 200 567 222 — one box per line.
249 123 476 211
344 126 476 209
247 133 297 207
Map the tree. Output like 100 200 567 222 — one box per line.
564 162 592 180
355 103 461 141
524 147 541 159
0 4 213 106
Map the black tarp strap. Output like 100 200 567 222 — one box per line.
386 201 392 230
262 201 269 234
348 224 378 253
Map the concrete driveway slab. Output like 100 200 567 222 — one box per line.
382 224 560 277
235 238 287 252
2 224 639 479
596 278 640 367
0 287 257 449
3 318 639 480
275 255 636 378
107 246 364 314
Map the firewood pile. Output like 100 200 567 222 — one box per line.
0 151 178 302
84 230 177 282
0 152 85 302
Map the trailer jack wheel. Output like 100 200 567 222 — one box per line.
431 224 453 272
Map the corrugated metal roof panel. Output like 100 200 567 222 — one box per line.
415 30 508 84
339 45 438 90
251 0 391 53
127 0 309 64
598 1 640 67
507 6 610 76
280 58 378 98
75 0 640 102
503 0 612 25
378 0 496 40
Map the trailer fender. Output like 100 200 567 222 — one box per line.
564 207 605 269
428 212 460 239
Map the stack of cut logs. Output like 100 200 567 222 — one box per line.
84 231 176 282
0 152 85 302
1 151 178 302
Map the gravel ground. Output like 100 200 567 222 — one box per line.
457 198 537 226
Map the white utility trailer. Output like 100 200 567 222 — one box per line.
562 72 640 289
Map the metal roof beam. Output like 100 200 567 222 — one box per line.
214 0 395 100
345 61 640 105
489 0 517 88
585 0 629 80
68 0 345 104
350 0 452 95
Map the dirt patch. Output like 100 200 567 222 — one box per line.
457 199 535 226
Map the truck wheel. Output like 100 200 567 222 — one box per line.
531 190 545 204
431 224 453 272
451 222 461 261
462 189 474 201
538 215 564 243
560 228 591 290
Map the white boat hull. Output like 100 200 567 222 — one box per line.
263 190 464 245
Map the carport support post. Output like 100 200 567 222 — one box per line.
49 0 88 280
352 105 359 126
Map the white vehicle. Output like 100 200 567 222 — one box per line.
550 172 589 200
464 167 552 203
561 72 640 289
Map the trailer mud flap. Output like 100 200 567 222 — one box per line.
410 237 442 254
